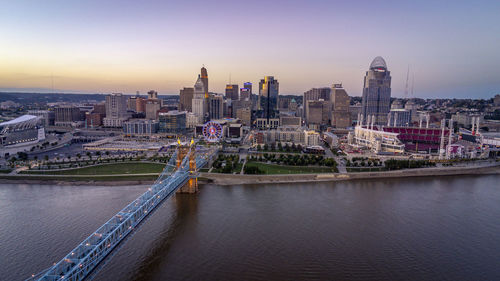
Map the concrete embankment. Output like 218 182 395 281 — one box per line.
201 163 500 186
1 163 499 186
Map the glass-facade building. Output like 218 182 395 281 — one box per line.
158 111 187 134
361 56 391 125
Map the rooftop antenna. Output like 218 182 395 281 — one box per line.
404 65 409 99
410 73 415 98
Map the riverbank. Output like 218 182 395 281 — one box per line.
1 162 499 186
201 162 500 185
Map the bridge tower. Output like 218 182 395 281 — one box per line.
176 139 198 194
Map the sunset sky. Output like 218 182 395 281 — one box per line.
1 0 499 98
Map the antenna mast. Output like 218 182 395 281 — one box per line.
404 65 409 99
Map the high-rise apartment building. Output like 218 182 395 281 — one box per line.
103 93 129 127
361 56 391 125
331 83 351 128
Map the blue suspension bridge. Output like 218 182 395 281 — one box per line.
27 142 217 281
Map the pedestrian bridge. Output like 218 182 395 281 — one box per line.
27 143 216 281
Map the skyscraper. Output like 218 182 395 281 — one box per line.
240 88 251 100
258 76 279 122
179 87 194 112
331 83 351 128
303 88 331 102
244 82 252 94
200 66 208 98
208 94 224 120
225 84 239 100
192 75 206 122
361 56 391 125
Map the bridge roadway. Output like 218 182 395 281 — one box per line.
27 145 215 281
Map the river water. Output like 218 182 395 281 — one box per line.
1 175 500 281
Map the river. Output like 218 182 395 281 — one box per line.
1 175 500 280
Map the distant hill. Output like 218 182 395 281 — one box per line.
0 92 179 105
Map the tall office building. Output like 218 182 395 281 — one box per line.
192 75 206 122
305 100 330 129
304 87 331 102
240 88 251 101
243 82 252 96
225 84 239 100
236 107 252 126
258 76 279 122
331 83 351 128
201 66 209 98
361 56 391 125
179 87 194 112
208 94 224 120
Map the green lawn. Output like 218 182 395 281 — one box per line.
0 169 12 174
347 167 386 172
245 161 335 174
22 162 166 175
0 175 158 182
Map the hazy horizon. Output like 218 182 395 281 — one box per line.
1 0 499 99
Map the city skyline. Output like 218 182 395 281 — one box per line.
1 0 499 98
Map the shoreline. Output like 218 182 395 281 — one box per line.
202 163 500 186
1 163 499 186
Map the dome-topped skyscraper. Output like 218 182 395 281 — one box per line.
361 56 392 125
369 56 387 70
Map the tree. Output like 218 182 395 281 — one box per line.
76 153 81 160
264 144 269 151
44 155 49 161
105 151 110 156
86 152 92 160
17 152 28 161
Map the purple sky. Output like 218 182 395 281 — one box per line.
1 0 499 98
